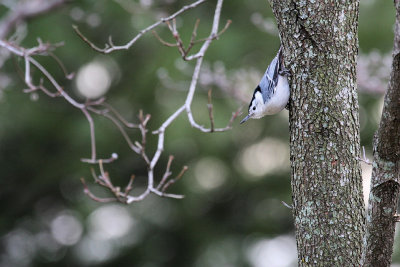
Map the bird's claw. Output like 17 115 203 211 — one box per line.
279 68 291 76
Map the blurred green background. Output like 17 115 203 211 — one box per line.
0 0 398 266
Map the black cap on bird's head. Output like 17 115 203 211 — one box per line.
240 85 261 124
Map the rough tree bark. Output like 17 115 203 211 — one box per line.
269 1 365 265
361 1 400 266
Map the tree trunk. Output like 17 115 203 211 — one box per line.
269 1 365 265
361 1 400 266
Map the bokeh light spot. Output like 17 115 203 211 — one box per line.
76 61 111 99
239 138 289 179
88 204 134 240
193 157 228 191
246 235 297 267
51 212 83 246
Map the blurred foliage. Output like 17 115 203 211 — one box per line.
0 0 398 266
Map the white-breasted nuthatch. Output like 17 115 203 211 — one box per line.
240 46 290 124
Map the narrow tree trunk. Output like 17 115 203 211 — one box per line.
361 1 400 266
269 1 365 265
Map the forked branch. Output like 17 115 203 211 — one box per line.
0 0 236 204
73 0 207 54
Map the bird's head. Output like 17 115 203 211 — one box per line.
240 86 265 124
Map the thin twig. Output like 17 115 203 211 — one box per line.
186 19 201 54
157 155 174 190
169 19 187 57
207 89 215 132
27 56 84 108
81 152 118 164
48 51 75 80
156 18 231 61
90 168 108 187
357 146 372 165
73 0 207 54
81 178 118 203
72 25 107 52
162 166 188 192
150 188 185 199
0 0 233 204
124 175 135 195
81 108 97 162
281 201 293 209
194 19 232 43
87 106 142 154
0 0 67 39
152 30 177 47
102 102 139 128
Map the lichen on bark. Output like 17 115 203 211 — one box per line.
269 1 365 265
361 1 400 265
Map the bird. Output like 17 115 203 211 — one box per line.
240 46 290 124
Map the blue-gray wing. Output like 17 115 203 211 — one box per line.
259 47 282 103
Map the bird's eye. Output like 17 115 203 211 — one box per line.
252 107 256 111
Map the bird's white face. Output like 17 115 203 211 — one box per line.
240 90 265 124
248 91 265 118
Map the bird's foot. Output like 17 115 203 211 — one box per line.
279 68 291 76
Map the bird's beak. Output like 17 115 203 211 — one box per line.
240 114 251 124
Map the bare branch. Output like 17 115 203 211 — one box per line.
73 0 207 54
152 30 177 47
186 19 201 53
356 146 372 165
81 153 118 164
87 106 142 155
149 188 185 199
0 40 23 56
162 165 188 192
180 0 239 133
207 89 215 132
48 51 75 80
124 175 135 195
156 18 231 61
0 0 234 205
27 56 84 108
72 25 107 52
157 155 174 190
194 19 232 44
102 102 139 128
81 108 97 162
281 201 293 209
81 178 118 203
90 168 107 187
81 0 234 203
362 2 400 265
0 0 67 39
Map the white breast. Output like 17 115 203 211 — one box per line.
262 75 289 115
